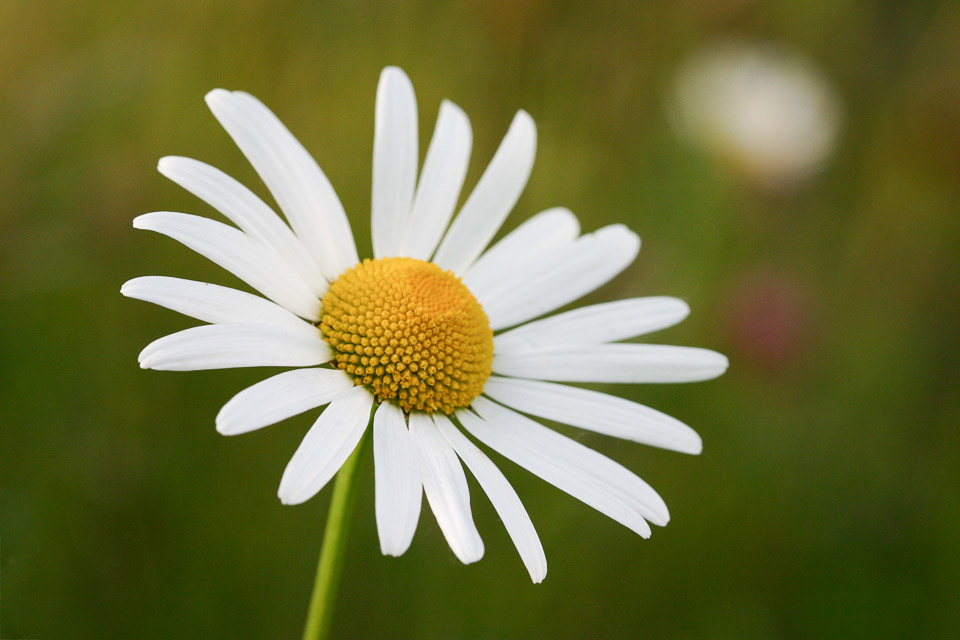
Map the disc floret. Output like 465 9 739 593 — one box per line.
320 258 493 414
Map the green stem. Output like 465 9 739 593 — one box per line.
302 429 370 640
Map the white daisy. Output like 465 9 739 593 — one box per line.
124 67 728 583
671 41 842 188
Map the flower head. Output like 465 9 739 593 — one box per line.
124 67 728 582
671 41 842 188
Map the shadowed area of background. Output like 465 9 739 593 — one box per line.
1 1 958 638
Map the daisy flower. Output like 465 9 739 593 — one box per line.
124 67 728 583
671 41 841 188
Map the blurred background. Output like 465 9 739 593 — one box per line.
1 1 958 638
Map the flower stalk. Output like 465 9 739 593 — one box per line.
302 428 371 640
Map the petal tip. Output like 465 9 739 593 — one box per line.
204 88 231 108
717 353 731 371
686 436 704 456
379 542 411 558
597 223 641 256
156 155 185 175
704 351 730 379
458 546 485 565
515 109 535 127
214 416 235 436
378 67 415 101
512 110 537 146
277 486 302 506
648 508 670 528
380 65 411 83
131 212 158 230
439 98 468 121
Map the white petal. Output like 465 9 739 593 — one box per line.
434 415 547 583
133 212 321 321
138 322 331 371
400 100 472 260
463 207 580 307
492 344 729 383
157 156 328 295
461 397 667 533
205 89 358 280
494 297 690 353
373 402 423 556
482 377 702 454
372 67 418 259
278 387 373 505
408 413 484 564
433 110 537 274
481 224 640 331
216 368 356 436
121 276 305 331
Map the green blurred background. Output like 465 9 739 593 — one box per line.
2 1 958 638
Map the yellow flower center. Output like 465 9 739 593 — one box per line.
320 257 493 415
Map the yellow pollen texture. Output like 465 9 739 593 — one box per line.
320 257 493 415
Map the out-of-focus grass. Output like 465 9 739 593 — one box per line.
1 1 958 638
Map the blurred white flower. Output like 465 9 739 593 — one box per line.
671 41 842 187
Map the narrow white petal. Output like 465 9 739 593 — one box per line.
205 89 358 280
121 276 306 331
133 212 322 321
373 402 423 556
463 207 580 307
494 297 691 352
138 323 331 371
408 413 484 564
278 387 373 505
433 110 537 274
372 67 418 259
461 397 667 533
492 344 729 383
158 156 329 295
216 368 356 436
482 377 702 454
400 100 472 260
481 224 640 331
434 415 546 583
